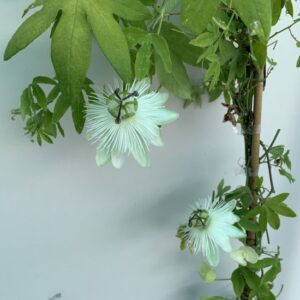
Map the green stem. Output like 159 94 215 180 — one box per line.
269 18 300 40
259 129 280 161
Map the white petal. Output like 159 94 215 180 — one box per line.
155 109 179 125
218 212 240 224
151 132 164 147
213 231 232 252
225 225 246 239
132 146 150 167
111 152 124 169
215 200 237 213
156 93 169 104
96 148 111 166
204 235 220 267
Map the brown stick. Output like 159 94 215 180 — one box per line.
248 69 264 244
242 69 264 300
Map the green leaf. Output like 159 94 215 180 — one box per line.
219 39 237 64
240 218 261 232
283 150 292 170
190 32 219 48
156 52 192 99
265 193 289 207
124 27 149 47
216 179 231 198
261 260 281 284
86 1 132 82
232 0 272 42
160 22 201 66
40 132 53 144
296 56 300 67
285 0 294 17
151 34 172 73
181 0 221 34
47 85 61 103
33 76 57 85
269 145 284 158
266 207 280 230
22 0 47 17
259 206 268 232
32 83 47 110
135 42 153 79
105 0 151 21
200 297 227 300
258 288 276 300
249 258 276 270
20 88 33 119
6 0 135 134
225 186 251 208
53 95 70 123
272 203 297 218
272 0 282 25
251 40 267 69
248 291 258 299
245 206 262 219
164 0 182 12
57 122 65 137
51 1 91 133
4 2 59 60
204 60 221 90
240 268 260 291
231 269 245 297
279 168 295 183
140 0 155 5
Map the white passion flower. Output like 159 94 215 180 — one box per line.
86 79 179 168
177 197 245 267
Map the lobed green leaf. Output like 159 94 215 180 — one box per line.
181 0 221 34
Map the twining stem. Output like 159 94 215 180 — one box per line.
260 129 281 161
260 140 275 197
269 18 300 39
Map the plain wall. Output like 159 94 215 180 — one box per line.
0 1 299 299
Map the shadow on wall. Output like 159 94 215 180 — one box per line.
120 180 210 238
118 179 237 300
48 293 62 300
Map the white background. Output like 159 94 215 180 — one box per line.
0 1 299 299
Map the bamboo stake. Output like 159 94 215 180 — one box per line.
242 69 265 300
248 69 264 246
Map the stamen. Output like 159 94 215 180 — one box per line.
114 89 139 124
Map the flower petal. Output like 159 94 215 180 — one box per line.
204 235 220 267
132 146 150 167
111 152 124 169
155 109 179 125
156 92 169 105
225 225 246 239
212 230 232 252
96 148 111 167
151 132 164 147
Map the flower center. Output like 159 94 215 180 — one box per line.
188 209 210 229
107 88 139 124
